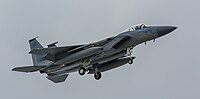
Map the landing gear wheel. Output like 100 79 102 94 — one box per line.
128 58 133 64
78 67 86 75
94 71 101 80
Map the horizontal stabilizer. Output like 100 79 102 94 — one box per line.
12 66 46 73
47 74 69 83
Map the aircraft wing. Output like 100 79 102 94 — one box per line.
29 45 83 55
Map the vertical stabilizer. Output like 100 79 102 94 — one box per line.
29 37 45 66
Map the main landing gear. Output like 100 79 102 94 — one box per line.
78 67 86 75
94 68 101 80
78 59 90 75
78 67 102 80
94 71 101 80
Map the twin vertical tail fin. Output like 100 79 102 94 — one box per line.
29 37 46 66
12 37 69 82
12 37 46 73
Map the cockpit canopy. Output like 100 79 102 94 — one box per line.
121 24 148 33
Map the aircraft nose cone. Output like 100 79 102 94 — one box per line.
157 26 177 37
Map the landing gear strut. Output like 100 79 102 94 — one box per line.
127 46 135 64
78 67 86 75
126 46 133 56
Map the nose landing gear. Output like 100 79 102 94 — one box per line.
127 46 135 64
128 57 134 64
126 46 133 56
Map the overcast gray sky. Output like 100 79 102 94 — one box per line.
0 0 200 99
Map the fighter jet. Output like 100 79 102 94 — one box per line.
12 24 177 83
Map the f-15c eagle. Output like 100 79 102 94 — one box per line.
12 24 177 83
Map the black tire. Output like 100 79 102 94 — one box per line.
94 71 102 80
78 67 86 75
128 59 133 64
